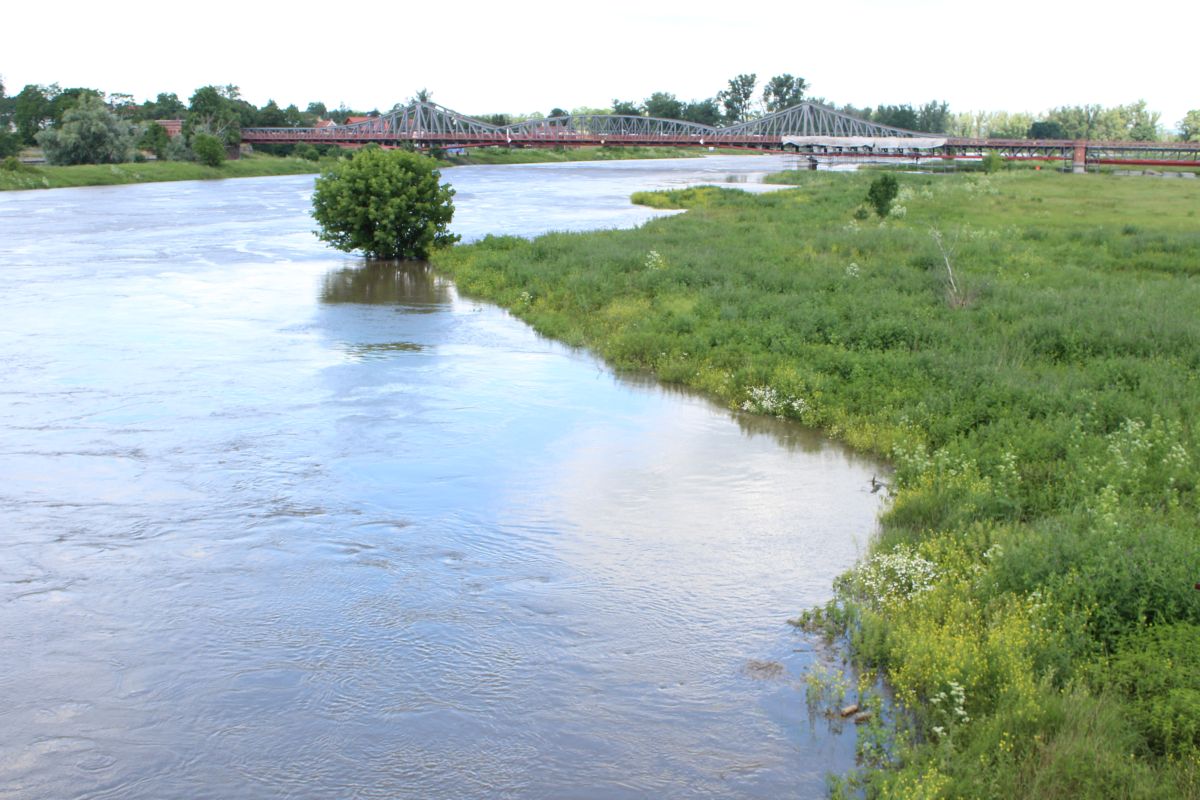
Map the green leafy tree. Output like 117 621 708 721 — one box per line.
48 87 102 125
865 173 898 218
547 107 568 119
256 99 286 127
873 104 919 130
762 74 806 113
307 101 328 118
139 121 170 159
681 98 721 126
0 77 15 156
138 92 186 122
13 84 51 144
311 148 459 260
36 94 135 164
643 92 683 120
611 99 642 116
1028 120 1066 139
1181 110 1200 142
191 133 225 167
718 73 757 123
0 130 19 158
186 85 242 145
916 100 950 133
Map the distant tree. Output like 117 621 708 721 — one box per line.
547 107 568 119
1123 100 1160 141
48 87 103 125
138 121 170 159
311 148 458 260
916 100 950 133
0 76 12 134
1181 110 1200 142
643 92 684 120
306 101 328 118
413 88 432 104
1027 120 1066 139
681 98 722 126
762 74 806 113
873 104 919 131
0 131 19 158
139 92 186 122
191 132 225 167
283 104 306 127
186 85 242 145
13 84 51 144
483 113 512 126
36 94 135 165
611 99 642 116
1045 102 1160 141
108 93 137 118
256 99 287 127
718 73 757 123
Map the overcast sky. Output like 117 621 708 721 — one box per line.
5 0 1196 131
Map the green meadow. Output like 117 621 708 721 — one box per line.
433 170 1200 798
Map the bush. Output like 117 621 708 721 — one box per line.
311 148 459 260
982 150 1005 173
294 143 320 161
192 133 225 167
0 130 20 159
865 173 899 218
36 94 135 165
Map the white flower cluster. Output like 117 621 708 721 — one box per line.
740 385 808 419
929 680 970 739
644 250 666 270
842 545 938 607
845 262 861 278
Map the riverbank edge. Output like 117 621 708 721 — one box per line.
429 170 1200 798
0 147 720 192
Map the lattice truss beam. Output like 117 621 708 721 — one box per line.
242 101 925 143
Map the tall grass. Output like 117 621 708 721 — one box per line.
433 170 1200 798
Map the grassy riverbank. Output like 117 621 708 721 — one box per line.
0 153 326 191
432 170 1200 798
0 146 712 192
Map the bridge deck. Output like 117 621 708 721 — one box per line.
239 101 1200 168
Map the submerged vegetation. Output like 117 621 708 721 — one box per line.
433 170 1200 797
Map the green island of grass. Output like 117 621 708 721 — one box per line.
432 170 1200 798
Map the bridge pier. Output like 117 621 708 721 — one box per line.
1072 142 1087 174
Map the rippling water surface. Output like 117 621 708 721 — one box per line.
0 156 883 799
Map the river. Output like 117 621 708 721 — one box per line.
0 155 883 799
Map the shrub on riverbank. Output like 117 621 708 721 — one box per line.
433 170 1200 797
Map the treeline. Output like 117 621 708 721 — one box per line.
3 73 1198 167
0 80 351 165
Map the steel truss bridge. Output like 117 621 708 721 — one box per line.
241 101 1200 169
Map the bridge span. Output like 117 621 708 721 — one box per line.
241 101 1200 170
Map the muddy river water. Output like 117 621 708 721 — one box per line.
0 155 883 799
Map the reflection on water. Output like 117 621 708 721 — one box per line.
0 158 884 799
320 260 452 307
